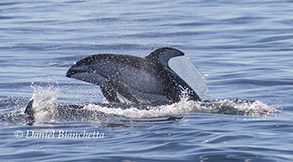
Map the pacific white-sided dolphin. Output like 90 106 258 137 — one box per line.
66 47 200 104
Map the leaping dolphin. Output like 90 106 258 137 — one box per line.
66 47 200 104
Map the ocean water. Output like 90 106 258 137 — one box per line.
1 0 293 161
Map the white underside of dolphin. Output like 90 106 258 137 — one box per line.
66 47 200 104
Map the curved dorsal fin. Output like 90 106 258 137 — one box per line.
145 47 185 66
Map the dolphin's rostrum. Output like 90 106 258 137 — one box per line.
66 47 200 104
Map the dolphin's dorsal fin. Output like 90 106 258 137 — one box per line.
145 47 185 66
24 99 35 125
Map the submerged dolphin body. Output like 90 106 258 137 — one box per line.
66 47 200 104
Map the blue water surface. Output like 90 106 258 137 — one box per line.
1 0 293 161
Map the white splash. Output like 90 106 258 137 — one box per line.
85 93 280 118
30 85 59 123
28 86 280 123
169 55 210 100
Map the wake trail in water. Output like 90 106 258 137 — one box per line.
18 86 279 125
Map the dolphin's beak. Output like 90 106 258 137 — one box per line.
66 63 88 78
66 68 74 77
